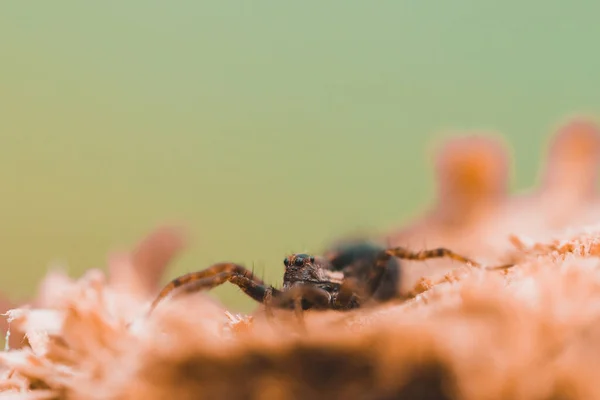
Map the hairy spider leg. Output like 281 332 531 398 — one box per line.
149 263 277 313
268 284 331 329
387 247 480 266
263 287 275 319
368 246 480 296
332 277 365 309
270 284 331 310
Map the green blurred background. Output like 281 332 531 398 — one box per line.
0 2 599 313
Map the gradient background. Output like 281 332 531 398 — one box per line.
1 2 599 313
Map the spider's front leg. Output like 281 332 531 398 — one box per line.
263 285 333 330
332 277 365 309
149 263 279 313
269 284 331 311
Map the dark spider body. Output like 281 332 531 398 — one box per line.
148 240 480 315
322 241 401 302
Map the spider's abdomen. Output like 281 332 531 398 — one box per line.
324 240 401 302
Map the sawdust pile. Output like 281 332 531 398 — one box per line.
2 117 600 399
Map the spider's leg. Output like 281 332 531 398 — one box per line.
181 272 276 299
387 248 515 271
149 263 277 312
269 285 331 328
270 284 331 310
384 247 480 266
367 247 480 296
333 277 365 309
263 287 275 319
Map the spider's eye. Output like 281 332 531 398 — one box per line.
294 257 305 267
283 258 290 267
309 256 315 263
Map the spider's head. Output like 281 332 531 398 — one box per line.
282 253 320 288
283 253 315 269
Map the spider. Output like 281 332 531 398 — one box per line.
147 240 486 316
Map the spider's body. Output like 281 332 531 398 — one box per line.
149 240 480 315
323 241 401 302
